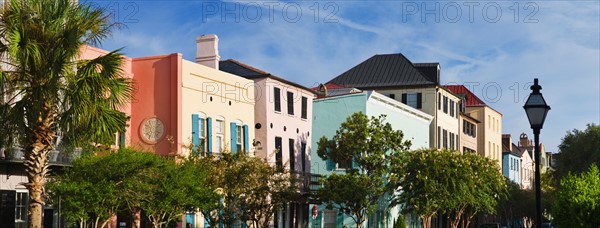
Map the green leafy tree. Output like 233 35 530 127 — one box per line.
199 151 297 228
393 149 505 228
497 179 536 228
0 0 132 226
552 164 600 228
555 123 600 179
48 148 216 228
316 112 412 228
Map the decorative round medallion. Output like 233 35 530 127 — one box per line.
140 117 165 143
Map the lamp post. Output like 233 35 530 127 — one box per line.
523 78 551 228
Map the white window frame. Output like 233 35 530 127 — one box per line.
215 117 225 153
15 190 28 226
235 120 243 152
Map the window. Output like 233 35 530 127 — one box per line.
215 119 224 152
443 96 448 113
301 96 308 119
275 137 282 171
287 91 294 115
437 126 441 149
402 92 422 109
450 133 454 149
488 115 491 128
438 92 441 110
496 119 500 133
323 210 337 228
301 142 307 173
443 129 448 148
450 100 455 117
456 134 459 150
274 87 281 112
388 93 396 99
289 139 295 171
16 191 28 227
236 125 242 152
199 118 206 152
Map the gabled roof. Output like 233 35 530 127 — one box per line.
327 54 439 89
512 143 524 157
443 85 486 106
219 59 317 95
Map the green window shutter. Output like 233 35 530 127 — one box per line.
207 117 213 154
417 93 422 109
326 159 336 171
230 122 237 153
192 114 199 155
401 93 407 104
243 125 249 153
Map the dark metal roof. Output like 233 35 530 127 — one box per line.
327 54 438 89
219 59 318 95
219 59 269 78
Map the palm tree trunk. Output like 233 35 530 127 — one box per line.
24 107 55 228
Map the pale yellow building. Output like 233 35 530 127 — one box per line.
445 85 503 169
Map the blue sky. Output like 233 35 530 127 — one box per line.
92 0 600 153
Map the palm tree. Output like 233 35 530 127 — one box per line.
0 0 132 227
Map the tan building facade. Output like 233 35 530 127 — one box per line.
459 112 479 153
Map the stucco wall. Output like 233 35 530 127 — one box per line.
253 77 314 172
459 114 478 152
467 106 503 170
180 59 255 157
375 87 460 150
130 54 182 155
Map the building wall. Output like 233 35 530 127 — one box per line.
180 59 255 157
502 153 521 184
466 106 503 169
130 54 182 155
311 91 432 227
459 114 478 153
254 77 314 172
312 92 367 175
374 87 460 150
520 150 534 190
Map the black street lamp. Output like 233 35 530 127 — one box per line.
523 78 551 228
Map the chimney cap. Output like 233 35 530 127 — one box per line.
197 34 218 41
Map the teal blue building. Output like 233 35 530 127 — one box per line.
309 90 432 228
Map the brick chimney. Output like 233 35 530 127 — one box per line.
502 134 512 152
519 132 530 147
196 34 220 69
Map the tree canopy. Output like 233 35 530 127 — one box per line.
555 123 600 179
392 149 506 228
552 164 600 228
48 148 216 228
316 112 412 227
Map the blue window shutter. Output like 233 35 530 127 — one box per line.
207 117 213 154
119 129 125 149
352 158 359 170
230 122 237 153
326 158 336 171
192 114 199 155
243 125 249 154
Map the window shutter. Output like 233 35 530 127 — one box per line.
207 117 213 154
301 97 308 119
401 93 407 104
192 114 199 155
119 130 126 149
289 139 295 171
243 125 249 153
352 158 359 170
326 158 336 171
389 94 396 99
230 122 237 153
417 93 422 109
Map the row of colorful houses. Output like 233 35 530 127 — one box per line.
0 34 553 228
